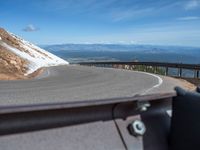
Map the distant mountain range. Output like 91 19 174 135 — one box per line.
43 44 200 64
43 44 200 55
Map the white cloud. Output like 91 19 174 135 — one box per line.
35 0 117 14
111 8 154 22
23 24 39 32
82 24 200 47
177 16 200 21
184 0 200 10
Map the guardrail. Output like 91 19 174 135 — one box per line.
0 92 175 114
79 61 200 79
0 92 174 135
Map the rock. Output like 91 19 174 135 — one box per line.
10 60 17 65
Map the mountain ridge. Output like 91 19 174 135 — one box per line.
0 28 68 80
44 43 200 54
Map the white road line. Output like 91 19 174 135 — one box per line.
89 67 163 95
136 71 163 95
37 66 163 95
107 68 163 95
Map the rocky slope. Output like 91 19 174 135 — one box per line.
0 28 68 80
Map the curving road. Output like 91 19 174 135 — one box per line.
0 65 187 107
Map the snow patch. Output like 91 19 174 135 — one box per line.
0 31 69 75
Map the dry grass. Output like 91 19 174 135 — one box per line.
177 78 197 90
0 68 44 80
176 77 199 89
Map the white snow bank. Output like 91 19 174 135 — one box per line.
0 32 69 75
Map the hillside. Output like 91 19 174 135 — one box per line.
0 28 68 80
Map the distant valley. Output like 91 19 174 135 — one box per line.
44 44 200 64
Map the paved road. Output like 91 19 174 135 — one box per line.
0 65 185 107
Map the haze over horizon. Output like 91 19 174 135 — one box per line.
1 0 200 47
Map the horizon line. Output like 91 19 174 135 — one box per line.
39 43 200 48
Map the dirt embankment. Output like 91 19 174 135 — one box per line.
0 45 44 80
0 28 28 80
0 28 45 80
176 78 199 90
0 45 27 80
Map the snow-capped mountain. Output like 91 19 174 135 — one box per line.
0 28 68 78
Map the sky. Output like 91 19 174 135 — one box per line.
0 0 200 47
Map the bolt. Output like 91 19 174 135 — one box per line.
129 120 146 136
137 101 150 112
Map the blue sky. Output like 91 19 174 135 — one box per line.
1 0 200 47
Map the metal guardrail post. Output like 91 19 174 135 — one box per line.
145 66 147 72
195 70 199 78
165 67 169 76
155 66 158 74
178 68 182 77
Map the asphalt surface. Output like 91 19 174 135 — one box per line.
0 65 184 106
